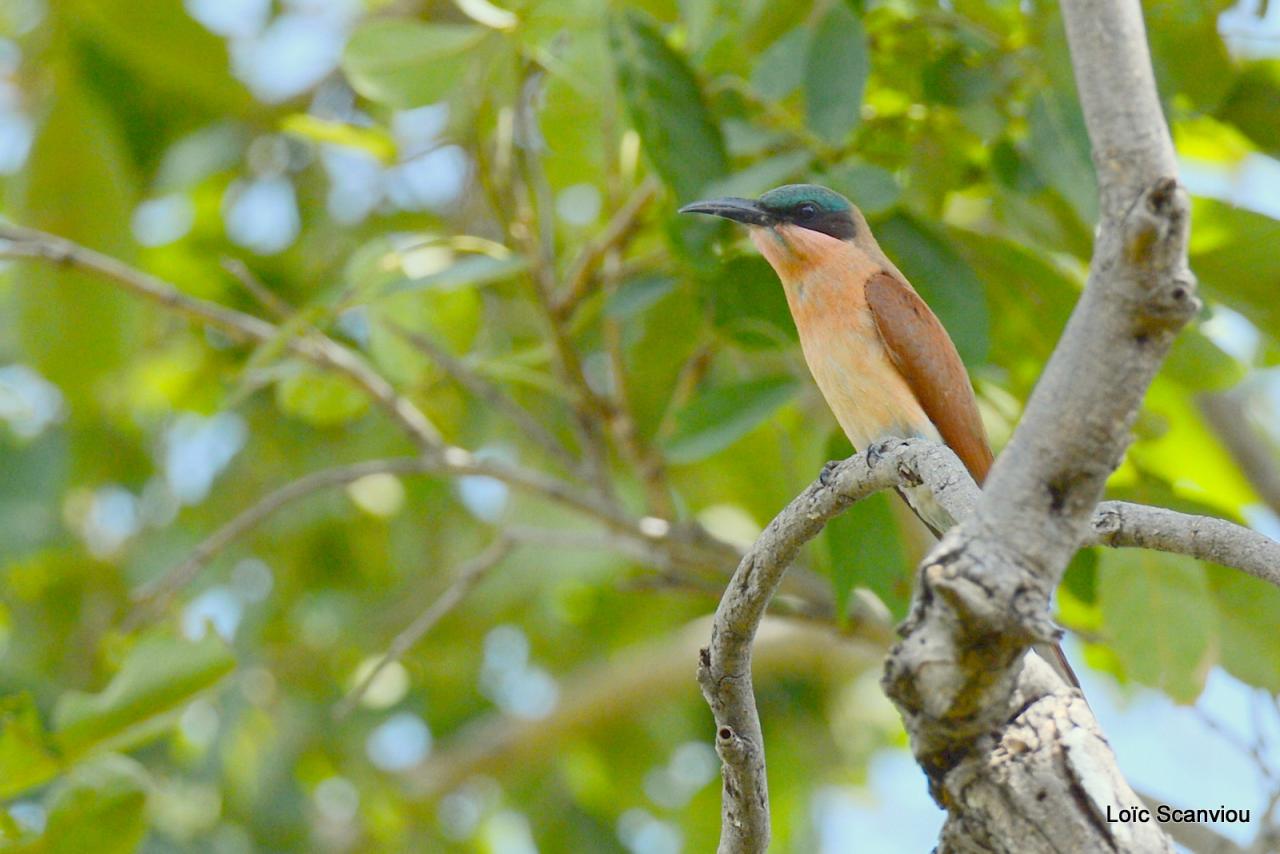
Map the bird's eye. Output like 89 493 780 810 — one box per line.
796 203 818 220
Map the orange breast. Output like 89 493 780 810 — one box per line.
750 226 937 450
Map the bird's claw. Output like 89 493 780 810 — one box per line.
818 460 841 487
865 440 890 470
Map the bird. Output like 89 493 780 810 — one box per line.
680 183 1080 689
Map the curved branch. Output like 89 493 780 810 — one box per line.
698 438 974 853
555 176 661 317
121 442 753 612
127 458 441 622
1092 500 1280 587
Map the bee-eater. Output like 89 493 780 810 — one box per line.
681 183 1079 687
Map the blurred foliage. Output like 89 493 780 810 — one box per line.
1 0 1279 850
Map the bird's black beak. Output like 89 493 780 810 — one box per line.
678 197 774 227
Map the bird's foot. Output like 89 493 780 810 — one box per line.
818 460 841 487
865 439 894 470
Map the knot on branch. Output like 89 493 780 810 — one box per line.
882 539 1062 763
1121 177 1199 333
1090 505 1123 544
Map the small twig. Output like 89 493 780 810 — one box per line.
383 320 583 477
124 451 754 628
0 225 442 451
333 537 514 720
603 310 675 517
1090 500 1280 588
126 458 440 626
501 524 678 571
659 343 715 437
512 66 616 501
598 234 676 518
221 257 294 321
555 177 661 318
1191 707 1277 785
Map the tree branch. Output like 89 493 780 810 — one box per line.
333 537 515 720
1092 500 1280 587
0 224 443 452
513 68 617 500
384 319 583 477
697 439 977 853
123 451 839 629
554 176 660 317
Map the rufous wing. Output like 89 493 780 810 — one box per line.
864 271 993 484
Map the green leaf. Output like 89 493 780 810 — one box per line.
626 284 705 437
704 256 797 349
822 161 901 216
825 492 908 621
53 634 234 758
921 49 999 107
950 229 1079 390
1216 63 1280 158
1098 550 1217 703
367 283 483 389
342 21 489 108
610 10 728 202
1191 199 1280 337
804 5 869 143
377 255 528 299
1026 92 1098 225
1207 563 1280 692
275 368 372 428
1127 377 1258 518
15 68 138 414
1160 328 1245 392
43 754 149 854
873 215 991 365
605 275 677 319
1146 2 1235 113
1061 548 1099 607
67 0 252 116
751 25 811 101
279 115 396 163
0 693 60 800
662 376 798 464
700 150 813 201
